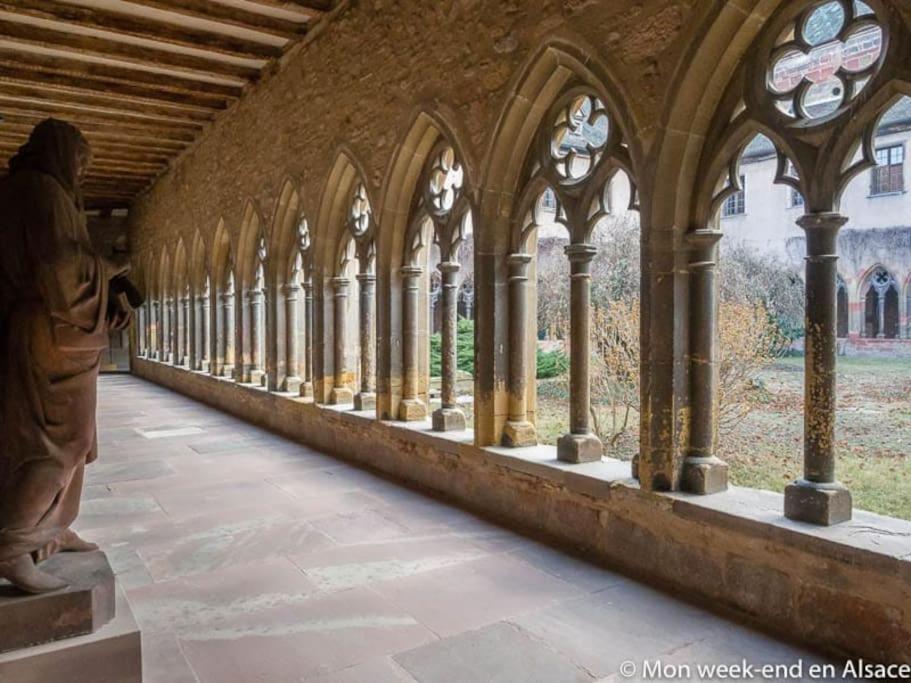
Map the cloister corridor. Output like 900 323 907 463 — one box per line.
77 376 829 683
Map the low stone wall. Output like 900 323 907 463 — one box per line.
133 357 911 665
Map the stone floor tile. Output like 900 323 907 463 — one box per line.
309 508 417 545
312 657 417 682
506 542 629 594
395 621 593 682
288 537 489 592
371 553 583 637
141 631 199 683
175 586 437 681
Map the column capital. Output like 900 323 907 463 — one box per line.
330 276 350 290
686 229 723 268
564 242 597 263
400 265 423 278
282 282 301 296
356 272 377 284
799 212 847 258
437 261 461 275
507 252 533 266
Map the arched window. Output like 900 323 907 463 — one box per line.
505 89 636 465
400 143 474 431
329 181 376 410
837 277 849 338
863 266 899 339
689 0 902 521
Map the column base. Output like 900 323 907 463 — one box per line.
300 382 314 401
557 432 603 464
502 420 536 447
631 454 640 480
432 407 466 432
784 479 852 526
284 376 302 393
681 456 729 495
354 392 376 411
245 370 265 386
329 386 354 405
398 398 427 422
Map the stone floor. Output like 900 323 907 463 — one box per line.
77 375 838 682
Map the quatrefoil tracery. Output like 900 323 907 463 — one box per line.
767 0 884 123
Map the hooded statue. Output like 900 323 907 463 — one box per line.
0 119 132 593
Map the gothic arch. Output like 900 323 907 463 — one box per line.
376 108 477 421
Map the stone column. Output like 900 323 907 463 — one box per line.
220 290 234 378
169 297 178 365
181 295 190 367
329 276 353 404
301 280 315 400
876 289 886 339
152 301 160 359
785 213 852 525
557 243 602 463
682 230 728 494
432 262 465 431
399 265 427 421
503 254 536 446
199 293 210 371
248 288 265 385
283 283 302 392
354 272 377 411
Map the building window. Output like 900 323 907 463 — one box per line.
790 188 805 208
871 144 904 195
722 175 746 217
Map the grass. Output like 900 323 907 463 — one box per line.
532 355 911 520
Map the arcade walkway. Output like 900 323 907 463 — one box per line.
80 376 834 682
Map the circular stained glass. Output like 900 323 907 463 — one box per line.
550 94 609 182
427 146 464 215
767 1 883 122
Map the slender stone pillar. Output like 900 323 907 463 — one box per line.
248 288 266 385
221 290 234 379
329 277 353 404
399 265 427 421
181 295 190 367
433 262 466 431
785 213 852 525
682 230 729 494
503 254 537 446
199 293 210 371
283 283 302 392
168 297 177 365
876 289 886 339
152 301 160 359
301 281 315 400
354 272 377 411
557 243 602 463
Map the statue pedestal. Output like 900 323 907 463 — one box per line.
0 552 142 682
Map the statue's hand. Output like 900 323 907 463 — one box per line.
104 253 131 279
107 292 132 331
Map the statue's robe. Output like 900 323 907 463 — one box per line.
0 165 109 563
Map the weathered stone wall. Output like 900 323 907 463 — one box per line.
129 0 691 252
134 357 911 665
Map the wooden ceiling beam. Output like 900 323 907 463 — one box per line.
0 115 194 148
0 64 230 110
0 109 200 139
0 80 218 122
0 19 260 81
242 0 332 14
0 95 207 130
0 51 242 100
0 124 187 153
0 1 284 60
125 0 309 39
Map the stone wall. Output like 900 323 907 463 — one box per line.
134 357 911 665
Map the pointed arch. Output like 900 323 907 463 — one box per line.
376 107 479 422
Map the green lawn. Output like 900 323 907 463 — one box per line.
532 355 911 520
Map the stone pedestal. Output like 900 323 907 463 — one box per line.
0 552 114 654
354 392 376 411
557 432 602 464
503 420 537 448
784 479 853 526
432 407 466 432
0 552 141 683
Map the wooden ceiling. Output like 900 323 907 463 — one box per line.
0 0 334 209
